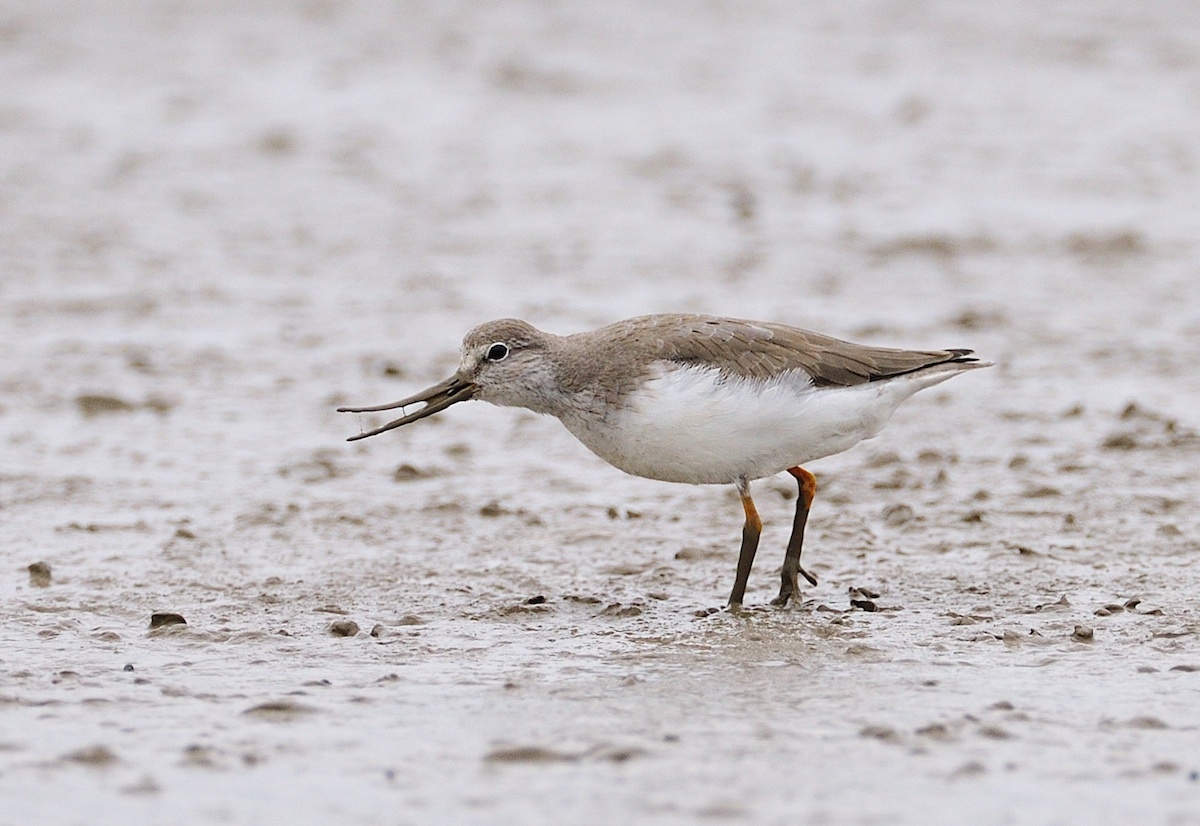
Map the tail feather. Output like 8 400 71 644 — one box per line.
868 349 990 382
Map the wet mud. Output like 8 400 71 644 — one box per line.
3 2 1200 824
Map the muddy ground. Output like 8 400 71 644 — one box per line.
3 2 1200 823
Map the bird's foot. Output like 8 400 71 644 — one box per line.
772 572 801 607
771 564 818 607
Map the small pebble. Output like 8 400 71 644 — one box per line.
328 619 360 637
149 612 187 628
393 463 436 482
123 664 134 672
28 561 52 587
524 595 547 605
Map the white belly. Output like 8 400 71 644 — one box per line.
559 363 913 484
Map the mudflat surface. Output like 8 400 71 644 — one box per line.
3 3 1200 824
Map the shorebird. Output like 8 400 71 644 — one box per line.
339 314 988 607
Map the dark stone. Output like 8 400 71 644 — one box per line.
149 612 187 628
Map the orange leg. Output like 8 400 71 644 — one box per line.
726 477 762 607
772 467 818 607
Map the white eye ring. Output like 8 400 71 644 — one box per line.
485 342 509 361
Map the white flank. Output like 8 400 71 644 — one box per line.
560 361 972 485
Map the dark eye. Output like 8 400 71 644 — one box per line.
485 342 509 361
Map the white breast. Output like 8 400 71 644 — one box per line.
558 363 914 485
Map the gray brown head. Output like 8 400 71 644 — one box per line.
338 319 565 441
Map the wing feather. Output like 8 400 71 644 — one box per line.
597 315 976 388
